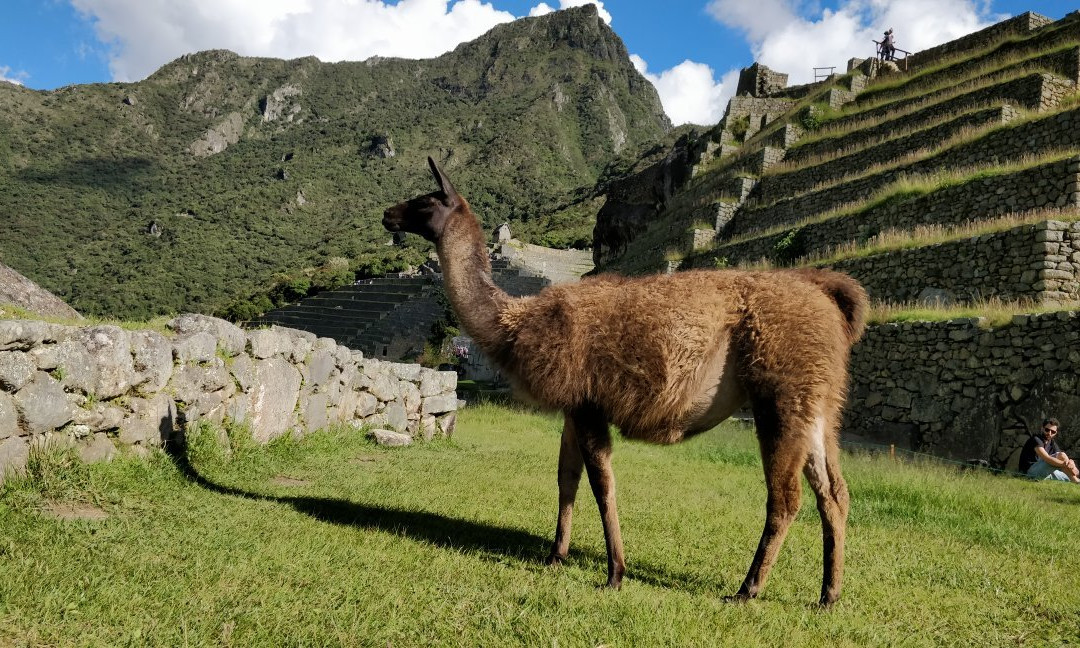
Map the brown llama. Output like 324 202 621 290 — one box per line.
382 158 869 606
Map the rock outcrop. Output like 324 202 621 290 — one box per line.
0 262 81 320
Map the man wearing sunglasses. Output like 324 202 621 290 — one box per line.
1019 418 1080 483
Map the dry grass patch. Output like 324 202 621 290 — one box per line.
868 296 1080 326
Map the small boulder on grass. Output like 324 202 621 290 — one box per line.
370 429 411 447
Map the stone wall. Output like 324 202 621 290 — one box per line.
732 102 1080 236
821 71 1066 147
760 105 1019 200
849 46 1080 125
734 63 789 98
829 220 1080 305
0 314 459 482
905 11 1054 72
787 103 1014 169
859 32 1080 110
843 310 1079 470
700 157 1080 267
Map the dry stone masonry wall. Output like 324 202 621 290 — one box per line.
694 156 1080 269
830 220 1080 305
0 314 459 482
905 12 1055 73
760 105 1020 200
844 311 1079 470
733 105 1080 237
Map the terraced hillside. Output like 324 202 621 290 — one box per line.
596 10 1080 468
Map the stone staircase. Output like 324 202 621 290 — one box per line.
251 241 592 362
252 277 440 359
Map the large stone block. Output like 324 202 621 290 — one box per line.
0 351 36 392
355 392 379 418
381 401 408 433
370 428 411 447
168 314 246 356
248 357 302 442
419 370 457 397
72 403 125 433
78 433 117 463
119 393 177 445
0 436 30 483
75 326 136 400
0 391 17 439
131 330 173 394
14 373 76 433
369 372 400 402
437 412 457 437
168 362 232 405
228 353 255 393
172 332 217 364
248 329 294 359
400 380 422 415
0 320 63 352
421 394 458 415
300 390 330 433
390 363 422 382
306 350 336 387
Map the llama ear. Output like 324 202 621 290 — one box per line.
428 156 459 202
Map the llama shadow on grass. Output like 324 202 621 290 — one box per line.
164 443 723 594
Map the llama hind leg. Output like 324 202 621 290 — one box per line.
803 418 849 607
574 404 625 588
546 413 584 565
735 402 806 600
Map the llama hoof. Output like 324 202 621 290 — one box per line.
724 589 755 604
544 553 565 566
817 593 840 609
603 576 623 590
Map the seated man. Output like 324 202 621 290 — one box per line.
1019 418 1080 483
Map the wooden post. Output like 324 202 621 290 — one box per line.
890 444 896 461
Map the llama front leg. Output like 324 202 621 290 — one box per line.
546 413 584 565
573 405 625 589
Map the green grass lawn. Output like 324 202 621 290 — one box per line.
2 404 1078 647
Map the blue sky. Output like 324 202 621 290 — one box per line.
0 1 1072 125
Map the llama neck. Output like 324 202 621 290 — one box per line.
437 206 513 353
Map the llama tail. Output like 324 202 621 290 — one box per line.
788 268 869 345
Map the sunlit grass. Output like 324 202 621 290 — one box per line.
1 404 1078 646
0 302 173 333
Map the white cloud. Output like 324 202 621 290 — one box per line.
70 0 615 83
529 2 556 17
706 0 799 42
631 54 731 126
708 0 1000 85
71 0 520 82
0 65 27 86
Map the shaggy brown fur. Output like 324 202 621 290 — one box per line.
383 158 869 606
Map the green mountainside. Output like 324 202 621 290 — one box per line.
0 5 669 320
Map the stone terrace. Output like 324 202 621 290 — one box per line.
596 9 1080 466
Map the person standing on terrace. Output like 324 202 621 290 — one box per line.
1019 418 1080 483
879 28 896 61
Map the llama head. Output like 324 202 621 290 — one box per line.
382 157 461 242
